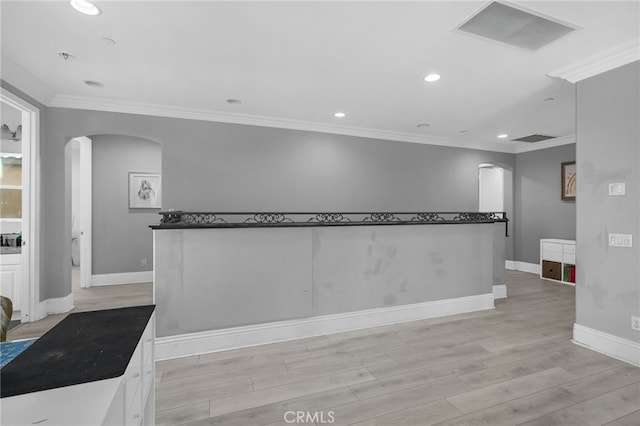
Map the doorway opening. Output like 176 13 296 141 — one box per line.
69 137 92 289
478 163 504 213
66 134 161 296
0 88 40 323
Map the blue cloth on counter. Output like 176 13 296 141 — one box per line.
0 339 37 369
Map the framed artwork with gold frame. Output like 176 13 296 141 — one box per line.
561 161 576 201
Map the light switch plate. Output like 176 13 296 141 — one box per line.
608 182 626 196
609 233 632 247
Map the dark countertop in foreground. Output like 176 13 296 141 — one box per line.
1 305 155 398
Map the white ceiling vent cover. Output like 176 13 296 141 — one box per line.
456 2 577 51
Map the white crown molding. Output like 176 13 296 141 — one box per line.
514 134 576 154
1 54 55 105
49 94 518 154
548 38 640 83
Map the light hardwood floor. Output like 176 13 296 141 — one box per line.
155 271 640 426
7 266 152 340
6 271 639 425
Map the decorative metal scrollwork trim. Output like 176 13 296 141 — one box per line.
453 212 498 222
160 211 227 226
182 213 226 225
155 211 508 231
308 213 351 224
410 213 445 223
244 213 293 224
363 213 401 222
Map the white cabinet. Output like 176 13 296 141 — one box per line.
0 253 21 314
105 313 155 426
2 311 155 426
540 239 576 286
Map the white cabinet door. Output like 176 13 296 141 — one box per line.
0 256 21 312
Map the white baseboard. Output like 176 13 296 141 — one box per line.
493 285 507 299
516 262 541 275
36 294 75 320
91 271 153 287
156 293 495 360
505 260 540 275
573 323 640 367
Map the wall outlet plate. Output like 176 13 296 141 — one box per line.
608 182 626 196
609 233 632 248
632 316 640 331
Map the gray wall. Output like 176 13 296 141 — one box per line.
91 134 161 275
576 61 639 342
514 144 576 264
40 107 514 300
155 223 494 337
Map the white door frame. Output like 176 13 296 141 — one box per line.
1 87 40 323
76 137 92 288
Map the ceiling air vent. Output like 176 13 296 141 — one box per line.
456 1 577 51
511 134 556 143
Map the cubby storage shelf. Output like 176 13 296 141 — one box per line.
540 239 576 286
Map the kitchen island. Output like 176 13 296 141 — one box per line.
152 211 507 360
1 305 155 426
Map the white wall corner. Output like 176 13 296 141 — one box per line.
1 54 55 105
548 38 640 83
91 271 153 287
155 293 494 360
573 323 640 367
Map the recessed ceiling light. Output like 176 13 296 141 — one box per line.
102 37 116 45
70 0 101 16
497 134 509 139
334 112 346 118
424 73 441 82
416 123 430 128
226 99 242 104
544 97 555 102
459 130 469 134
84 80 104 88
58 51 75 60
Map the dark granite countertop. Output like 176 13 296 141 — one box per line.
0 305 155 398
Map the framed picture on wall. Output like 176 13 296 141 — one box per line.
561 161 576 201
129 172 161 208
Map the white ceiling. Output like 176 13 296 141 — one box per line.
1 1 639 152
